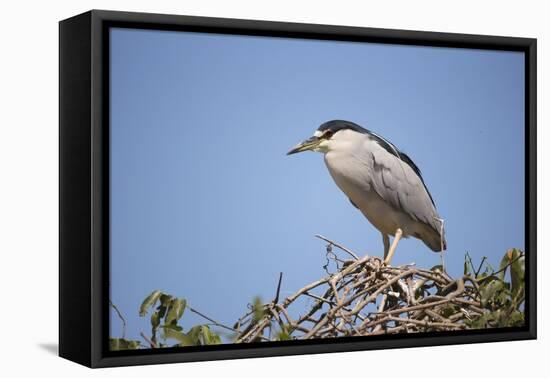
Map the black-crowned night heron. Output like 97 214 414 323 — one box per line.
287 120 446 264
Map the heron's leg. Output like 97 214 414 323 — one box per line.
382 234 390 261
384 228 403 265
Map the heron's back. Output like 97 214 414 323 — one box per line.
323 135 446 252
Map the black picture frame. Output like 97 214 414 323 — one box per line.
59 9 537 368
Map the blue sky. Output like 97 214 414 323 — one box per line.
109 28 525 343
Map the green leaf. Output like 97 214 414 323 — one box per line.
159 294 172 307
140 290 162 317
441 305 458 318
498 249 514 281
477 274 499 288
201 325 222 345
480 279 504 308
165 298 187 325
476 272 489 281
109 338 141 351
510 249 525 296
210 333 222 344
163 327 194 346
157 294 173 319
186 325 203 345
508 311 525 327
467 314 488 329
151 311 161 328
252 296 265 323
277 331 291 341
162 323 183 332
110 338 122 351
200 326 214 345
127 340 140 349
463 252 474 276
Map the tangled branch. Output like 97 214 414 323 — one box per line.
233 238 523 343
110 237 525 350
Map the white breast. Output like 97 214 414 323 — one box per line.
322 134 413 236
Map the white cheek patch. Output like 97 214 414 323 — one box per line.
319 139 329 147
315 139 330 152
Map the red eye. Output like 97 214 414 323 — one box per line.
324 131 334 139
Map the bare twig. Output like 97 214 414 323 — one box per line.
140 331 157 348
315 234 360 260
109 300 127 339
273 272 283 304
475 256 488 277
477 252 525 283
227 236 517 343
187 306 241 334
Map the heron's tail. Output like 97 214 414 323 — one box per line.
421 220 446 252
423 231 446 252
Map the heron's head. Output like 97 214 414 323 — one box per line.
287 120 368 155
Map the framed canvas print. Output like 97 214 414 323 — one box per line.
59 10 537 368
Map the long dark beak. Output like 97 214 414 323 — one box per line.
287 136 321 155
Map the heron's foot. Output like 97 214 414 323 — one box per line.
382 234 390 261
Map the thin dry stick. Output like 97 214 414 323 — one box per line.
232 236 498 343
273 272 283 304
109 300 127 339
477 252 525 283
140 331 157 348
315 234 360 260
187 306 241 334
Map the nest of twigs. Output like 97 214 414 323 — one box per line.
110 235 524 350
233 236 485 342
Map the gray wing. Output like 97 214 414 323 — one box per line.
368 142 439 231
